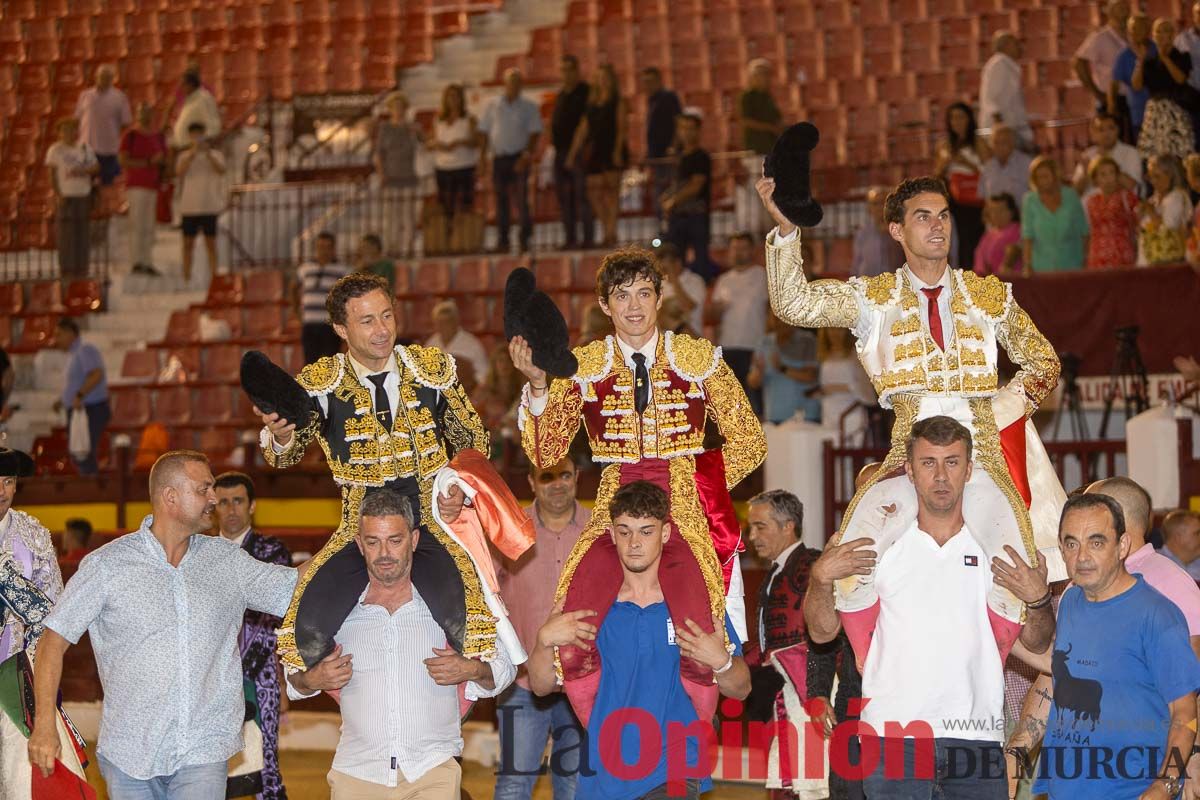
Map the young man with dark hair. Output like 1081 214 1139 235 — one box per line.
353 233 395 293
60 518 93 566
528 481 749 800
1029 493 1200 800
296 231 351 364
662 112 714 280
214 471 291 800
552 55 592 250
806 416 1053 798
176 121 226 284
711 232 768 412
257 271 493 676
510 246 764 729
760 174 1066 671
642 67 682 218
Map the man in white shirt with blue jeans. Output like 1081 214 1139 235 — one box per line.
288 488 515 800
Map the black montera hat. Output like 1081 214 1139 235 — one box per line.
503 267 578 379
763 122 824 228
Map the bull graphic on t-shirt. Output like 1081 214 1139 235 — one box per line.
1051 643 1103 731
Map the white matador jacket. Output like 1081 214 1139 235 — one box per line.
765 228 1066 665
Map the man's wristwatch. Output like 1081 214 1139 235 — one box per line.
1158 775 1181 796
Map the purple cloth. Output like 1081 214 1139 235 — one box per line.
239 531 292 800
0 533 33 659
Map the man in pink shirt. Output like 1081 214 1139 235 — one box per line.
495 456 588 799
74 64 132 186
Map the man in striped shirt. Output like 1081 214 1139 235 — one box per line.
296 231 351 364
287 488 515 800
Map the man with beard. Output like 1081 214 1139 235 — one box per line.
214 471 292 800
0 448 66 798
28 451 299 799
287 488 514 800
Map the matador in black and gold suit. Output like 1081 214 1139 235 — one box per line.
260 343 491 673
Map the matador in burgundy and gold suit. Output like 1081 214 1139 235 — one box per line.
518 330 766 724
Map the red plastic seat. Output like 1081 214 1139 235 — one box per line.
120 349 160 383
205 273 244 306
452 259 493 293
202 344 243 383
204 307 243 339
9 314 57 353
412 260 452 295
0 285 23 315
155 386 193 425
243 269 285 304
65 279 102 315
110 388 152 427
193 386 234 423
166 347 202 380
199 428 240 466
162 310 200 344
0 317 11 350
532 256 573 291
244 305 282 339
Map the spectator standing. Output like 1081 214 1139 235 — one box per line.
494 457 587 800
1071 111 1143 198
53 318 109 476
1074 1 1132 130
120 103 167 277
286 488 513 800
642 67 682 217
710 232 768 411
805 417 1053 798
661 112 714 280
0 345 12 422
424 299 488 385
974 192 1023 276
980 32 1031 147
480 69 542 254
59 518 94 567
748 313 819 425
978 125 1033 207
74 64 131 187
1022 156 1090 271
1136 17 1197 161
815 327 873 436
214 472 291 800
935 102 990 269
296 231 350 364
29 452 299 797
654 242 705 337
474 342 523 445
1110 14 1156 141
1161 509 1200 581
851 186 905 277
1177 2 1200 92
737 59 784 235
1031 493 1199 800
353 233 395 293
175 123 226 284
432 84 480 228
568 64 626 248
551 56 592 249
1085 156 1139 269
45 117 98 279
172 71 221 149
374 92 422 258
1139 153 1194 265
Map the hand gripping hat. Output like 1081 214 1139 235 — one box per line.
763 121 824 228
503 267 578 379
239 350 314 427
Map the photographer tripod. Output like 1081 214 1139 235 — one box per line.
1098 326 1149 440
1051 353 1088 441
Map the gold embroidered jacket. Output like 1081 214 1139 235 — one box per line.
765 229 1059 416
517 332 765 487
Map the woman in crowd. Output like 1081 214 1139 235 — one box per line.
1085 156 1139 269
748 312 819 425
1021 155 1089 272
474 342 523 456
1138 153 1193 266
815 327 874 443
432 84 480 225
1134 17 1196 160
934 102 990 266
374 91 423 258
568 63 627 247
973 192 1022 275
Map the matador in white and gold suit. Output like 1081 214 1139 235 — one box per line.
764 190 1067 667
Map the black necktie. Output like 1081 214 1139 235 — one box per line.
631 352 649 414
367 372 392 431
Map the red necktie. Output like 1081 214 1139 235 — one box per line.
921 286 944 351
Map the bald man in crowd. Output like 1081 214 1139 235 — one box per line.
28 451 300 799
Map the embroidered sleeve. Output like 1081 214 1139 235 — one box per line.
260 399 322 469
703 358 766 489
806 636 840 701
0 554 54 652
518 379 584 470
442 378 491 456
995 300 1060 414
766 227 861 329
27 519 62 602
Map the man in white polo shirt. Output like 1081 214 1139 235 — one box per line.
804 416 1055 798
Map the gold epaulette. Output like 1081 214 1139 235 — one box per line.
397 344 457 391
297 354 345 395
957 269 1012 320
849 270 901 310
571 336 615 385
663 331 720 382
